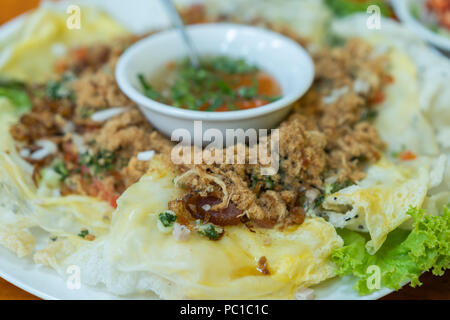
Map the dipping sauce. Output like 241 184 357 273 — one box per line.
138 56 282 112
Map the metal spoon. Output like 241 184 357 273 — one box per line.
161 0 200 68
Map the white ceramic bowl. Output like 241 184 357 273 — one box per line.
116 23 314 140
393 0 450 53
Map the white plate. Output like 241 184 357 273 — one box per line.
0 0 394 300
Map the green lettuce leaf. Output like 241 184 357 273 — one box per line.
325 0 393 17
331 205 450 295
0 79 31 113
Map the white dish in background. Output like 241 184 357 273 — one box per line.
393 0 450 53
0 0 394 300
116 23 314 140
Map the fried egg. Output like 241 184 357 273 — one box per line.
204 0 332 44
0 7 128 82
323 157 430 254
332 14 450 155
327 14 450 253
29 158 342 299
0 99 113 257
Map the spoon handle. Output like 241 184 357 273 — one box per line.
161 0 200 67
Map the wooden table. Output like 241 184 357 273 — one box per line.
0 0 449 301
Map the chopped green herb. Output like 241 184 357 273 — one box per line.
227 104 238 111
79 107 95 119
46 73 75 100
264 177 275 190
158 211 177 228
325 180 352 195
0 79 27 89
251 175 275 191
261 95 282 103
0 79 31 113
138 74 163 100
327 34 347 47
80 150 115 175
142 56 281 112
237 83 258 100
410 3 420 20
78 229 89 238
207 96 224 111
314 194 325 208
360 109 378 121
325 0 392 17
198 223 223 241
117 157 130 169
209 56 257 74
216 79 233 96
53 160 69 181
391 145 406 158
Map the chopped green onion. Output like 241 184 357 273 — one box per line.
138 74 163 100
78 229 89 238
158 211 177 228
197 223 223 241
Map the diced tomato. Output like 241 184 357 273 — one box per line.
371 90 385 104
384 74 395 84
209 105 227 112
427 0 449 12
427 0 450 29
257 73 281 97
109 195 120 209
93 179 106 197
62 142 78 163
441 11 450 29
72 47 88 64
82 177 102 197
235 98 267 110
399 150 417 161
102 192 119 209
55 60 68 74
92 178 119 209
166 61 175 70
80 165 90 175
